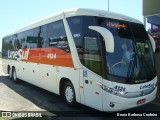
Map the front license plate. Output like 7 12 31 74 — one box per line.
137 99 146 105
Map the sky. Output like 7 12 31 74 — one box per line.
0 0 143 51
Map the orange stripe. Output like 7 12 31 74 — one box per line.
21 48 74 68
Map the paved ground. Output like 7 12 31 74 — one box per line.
0 58 160 120
0 62 46 112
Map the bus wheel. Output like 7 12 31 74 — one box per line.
12 68 18 82
64 81 76 106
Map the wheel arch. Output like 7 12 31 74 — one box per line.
12 66 15 71
59 77 77 106
59 77 71 96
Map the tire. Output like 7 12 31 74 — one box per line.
12 68 18 82
63 81 76 106
9 68 12 79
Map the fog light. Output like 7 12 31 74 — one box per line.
109 102 115 108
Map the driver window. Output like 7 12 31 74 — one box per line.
82 37 102 75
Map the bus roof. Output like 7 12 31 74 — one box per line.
4 8 142 37
64 8 141 23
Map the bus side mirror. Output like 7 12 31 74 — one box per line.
148 34 156 52
89 26 114 53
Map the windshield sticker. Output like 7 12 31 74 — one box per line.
73 33 80 38
107 22 127 29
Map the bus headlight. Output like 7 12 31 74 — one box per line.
103 86 114 93
118 90 126 95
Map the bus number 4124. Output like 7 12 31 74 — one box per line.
47 53 56 59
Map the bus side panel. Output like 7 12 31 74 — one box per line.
39 64 58 94
38 47 74 94
15 61 40 87
26 62 40 86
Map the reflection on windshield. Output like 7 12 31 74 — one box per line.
107 37 136 78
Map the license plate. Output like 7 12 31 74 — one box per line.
137 99 146 105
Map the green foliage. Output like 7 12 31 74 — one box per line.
3 43 14 50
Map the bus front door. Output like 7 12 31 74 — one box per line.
81 69 103 111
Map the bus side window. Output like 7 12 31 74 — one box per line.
2 36 14 51
40 25 48 48
25 29 35 48
67 16 102 75
17 33 23 49
13 34 18 50
83 37 102 75
47 20 69 52
67 17 83 54
33 27 41 48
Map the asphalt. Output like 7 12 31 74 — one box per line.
0 60 46 111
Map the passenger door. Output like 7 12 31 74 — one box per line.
82 37 103 111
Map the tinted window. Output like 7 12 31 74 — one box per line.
3 36 14 50
24 29 34 48
67 17 82 49
17 33 23 49
17 28 42 49
48 20 69 52
67 16 102 75
83 37 102 75
34 27 42 48
40 25 48 48
67 16 97 51
130 23 148 40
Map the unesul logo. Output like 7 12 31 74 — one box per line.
140 83 154 89
8 49 29 61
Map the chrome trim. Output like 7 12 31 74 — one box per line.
96 82 156 98
120 87 155 98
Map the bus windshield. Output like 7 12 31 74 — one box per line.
67 16 156 84
97 18 156 83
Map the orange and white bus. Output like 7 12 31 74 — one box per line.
2 8 157 111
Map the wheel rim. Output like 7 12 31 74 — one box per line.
65 86 74 103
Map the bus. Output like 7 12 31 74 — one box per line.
2 8 157 112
